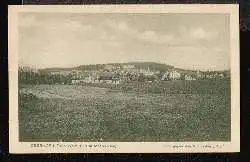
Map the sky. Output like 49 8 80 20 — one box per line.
19 13 230 71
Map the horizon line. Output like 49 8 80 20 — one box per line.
18 61 230 72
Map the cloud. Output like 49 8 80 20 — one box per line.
19 14 229 70
137 30 173 44
20 15 93 33
163 46 229 70
103 20 173 45
180 27 218 40
190 27 218 40
104 20 137 34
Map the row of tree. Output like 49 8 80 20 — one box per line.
18 71 72 84
19 67 230 85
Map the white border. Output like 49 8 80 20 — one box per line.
8 5 240 153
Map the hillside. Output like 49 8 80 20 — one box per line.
39 62 176 72
37 62 230 74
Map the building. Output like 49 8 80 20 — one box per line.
143 71 155 76
82 76 95 83
50 71 72 76
105 80 113 84
71 80 81 84
20 66 39 73
104 64 115 70
196 70 205 79
112 79 121 84
122 64 135 70
137 67 159 78
169 71 181 80
185 74 196 80
218 73 224 79
161 72 170 80
97 71 121 84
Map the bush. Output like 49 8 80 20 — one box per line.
20 93 37 101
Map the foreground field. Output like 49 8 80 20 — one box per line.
19 80 230 142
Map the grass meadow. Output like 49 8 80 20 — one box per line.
18 79 231 142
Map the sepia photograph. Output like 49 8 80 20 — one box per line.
8 5 239 153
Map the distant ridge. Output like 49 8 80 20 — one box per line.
38 62 172 72
38 62 229 73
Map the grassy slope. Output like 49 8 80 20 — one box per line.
82 79 230 94
19 80 230 142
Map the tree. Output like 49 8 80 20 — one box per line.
138 73 145 82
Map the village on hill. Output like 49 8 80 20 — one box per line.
18 62 229 85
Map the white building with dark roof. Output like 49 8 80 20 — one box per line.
122 64 135 69
169 70 181 80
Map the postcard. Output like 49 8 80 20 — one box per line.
8 4 239 153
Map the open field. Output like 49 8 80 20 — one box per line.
81 79 230 94
19 79 231 142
